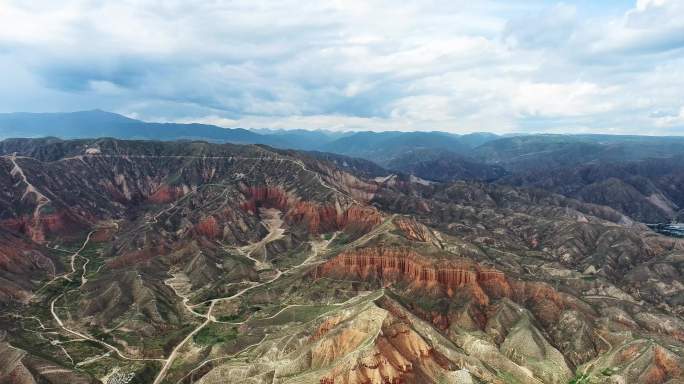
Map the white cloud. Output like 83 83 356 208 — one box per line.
0 0 683 135
636 0 668 12
652 106 684 127
512 82 616 117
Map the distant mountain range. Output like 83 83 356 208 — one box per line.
0 110 502 162
4 110 684 189
0 110 286 146
385 148 508 182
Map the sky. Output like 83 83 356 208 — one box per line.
1 0 683 134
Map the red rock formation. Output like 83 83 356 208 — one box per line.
242 186 382 234
339 205 382 232
288 201 336 233
393 217 435 243
316 248 505 295
147 185 187 204
0 211 86 243
40 214 64 233
648 346 683 384
610 342 683 384
316 247 570 330
195 216 221 239
0 236 51 272
240 186 290 213
318 316 451 384
288 203 382 234
310 316 343 342
509 281 565 326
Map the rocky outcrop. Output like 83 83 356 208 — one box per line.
240 186 290 212
584 339 684 384
316 248 509 305
315 247 574 334
393 216 437 243
319 317 451 384
0 211 87 243
195 216 221 239
242 186 382 234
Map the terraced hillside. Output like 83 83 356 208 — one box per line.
0 138 682 384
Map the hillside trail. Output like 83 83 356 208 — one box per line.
155 205 365 384
6 154 51 220
48 232 164 363
154 207 287 384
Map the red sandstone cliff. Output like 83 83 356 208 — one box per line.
0 210 88 243
195 216 221 239
393 217 437 243
316 311 452 384
147 185 188 204
241 186 382 234
315 247 570 330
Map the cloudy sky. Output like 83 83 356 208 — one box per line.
1 0 683 134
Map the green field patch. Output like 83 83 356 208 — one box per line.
217 314 242 322
61 338 110 362
193 323 238 346
569 373 591 384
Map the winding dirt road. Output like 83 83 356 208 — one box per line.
48 233 165 364
152 209 341 384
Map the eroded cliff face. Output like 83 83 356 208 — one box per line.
195 216 221 239
241 186 382 234
392 216 438 244
315 247 572 331
196 296 476 384
1 210 88 243
319 317 452 384
316 247 508 304
585 339 684 384
240 186 290 212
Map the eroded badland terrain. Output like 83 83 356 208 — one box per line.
0 138 682 384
